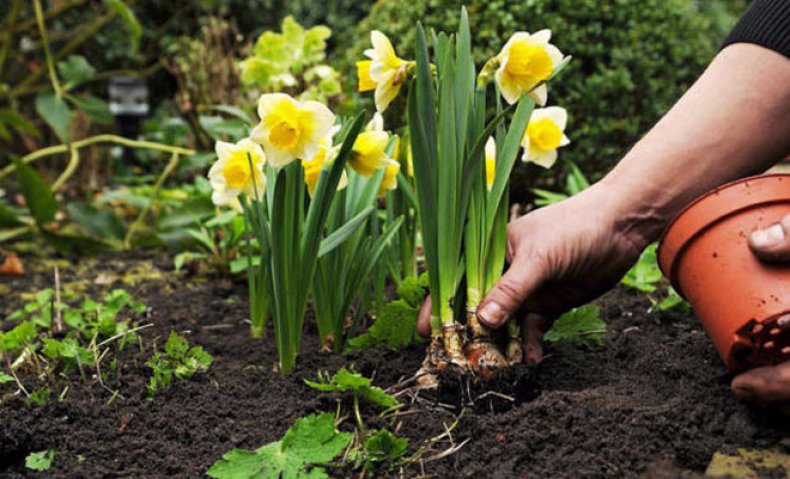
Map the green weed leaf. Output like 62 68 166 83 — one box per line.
305 368 397 409
25 450 55 471
544 305 606 346
13 158 57 226
57 55 96 89
34 92 72 143
207 413 351 479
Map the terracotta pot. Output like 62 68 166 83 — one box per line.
658 174 790 372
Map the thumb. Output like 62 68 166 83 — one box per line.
477 255 544 329
749 214 790 263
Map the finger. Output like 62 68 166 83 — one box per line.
522 313 547 364
416 295 433 338
731 361 790 403
477 255 544 329
748 214 790 263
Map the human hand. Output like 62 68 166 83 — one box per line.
731 214 790 407
417 184 648 363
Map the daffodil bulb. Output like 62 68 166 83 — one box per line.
360 31 409 112
495 30 564 106
208 139 267 211
379 160 401 196
484 136 496 190
303 127 348 196
250 93 335 167
349 130 393 177
521 106 570 168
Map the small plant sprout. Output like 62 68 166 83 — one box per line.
305 368 409 473
357 8 572 379
207 412 352 479
146 331 213 398
25 450 55 472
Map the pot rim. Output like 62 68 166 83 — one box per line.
657 173 790 296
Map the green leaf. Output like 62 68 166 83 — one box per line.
620 244 663 293
346 299 420 351
365 429 408 464
174 252 207 271
25 450 55 471
0 108 40 138
35 92 72 143
318 206 374 258
66 202 126 241
544 305 606 346
104 0 141 53
305 368 397 409
67 95 113 125
0 372 14 384
57 55 96 89
281 413 352 464
207 413 351 479
13 158 57 226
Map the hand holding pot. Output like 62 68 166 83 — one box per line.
732 214 790 407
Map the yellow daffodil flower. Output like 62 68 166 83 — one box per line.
495 30 564 106
208 138 267 211
521 106 570 168
356 60 377 92
348 130 393 177
363 31 409 112
485 136 496 190
303 127 348 196
379 160 400 196
250 93 335 167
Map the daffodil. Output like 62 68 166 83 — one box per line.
521 106 570 168
362 31 410 112
366 112 385 132
356 60 376 92
405 143 414 177
379 160 400 196
303 127 348 196
495 30 564 106
348 130 392 177
250 93 335 167
208 138 267 210
485 136 496 190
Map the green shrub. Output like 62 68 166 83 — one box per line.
347 0 721 180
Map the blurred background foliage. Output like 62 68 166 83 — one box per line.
0 0 749 257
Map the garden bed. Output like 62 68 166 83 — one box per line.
1 250 788 478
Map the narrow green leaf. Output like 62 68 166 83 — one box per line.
318 206 374 258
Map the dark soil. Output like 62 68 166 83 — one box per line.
1 249 789 478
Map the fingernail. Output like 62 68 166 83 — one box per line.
478 302 509 328
751 224 785 248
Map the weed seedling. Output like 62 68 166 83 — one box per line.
146 331 213 398
25 450 55 472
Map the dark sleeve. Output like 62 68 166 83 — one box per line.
722 0 790 58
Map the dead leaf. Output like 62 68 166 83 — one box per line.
0 252 24 276
706 448 790 478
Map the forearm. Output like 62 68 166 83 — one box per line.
595 43 790 248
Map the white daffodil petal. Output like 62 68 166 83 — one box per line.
560 134 571 147
215 140 235 160
529 148 558 169
542 106 568 130
371 30 396 63
532 29 552 44
528 84 548 106
545 44 564 68
495 67 521 105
